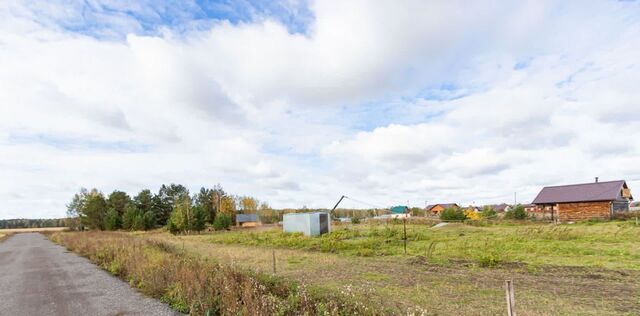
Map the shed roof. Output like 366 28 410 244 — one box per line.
390 206 409 214
532 180 629 204
236 213 258 223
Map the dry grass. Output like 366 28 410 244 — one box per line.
0 232 12 242
1 227 67 233
50 231 392 315
141 225 640 315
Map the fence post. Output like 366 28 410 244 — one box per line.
403 217 407 255
505 280 516 316
272 250 276 274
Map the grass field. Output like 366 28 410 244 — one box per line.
132 221 640 315
0 233 10 242
201 221 640 270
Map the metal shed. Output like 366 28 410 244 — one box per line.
283 212 331 236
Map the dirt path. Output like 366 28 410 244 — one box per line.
0 233 180 316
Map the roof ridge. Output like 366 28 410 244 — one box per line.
542 180 624 189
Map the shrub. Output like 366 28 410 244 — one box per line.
440 207 466 221
481 206 497 218
213 213 233 231
351 216 361 224
464 209 481 221
505 205 527 220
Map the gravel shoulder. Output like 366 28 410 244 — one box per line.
0 233 180 316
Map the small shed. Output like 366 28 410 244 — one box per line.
236 213 260 227
283 212 330 236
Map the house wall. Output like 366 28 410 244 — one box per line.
431 205 445 214
557 201 610 221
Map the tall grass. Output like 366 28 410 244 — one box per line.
50 232 387 315
0 232 11 242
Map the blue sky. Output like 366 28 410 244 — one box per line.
1 0 640 219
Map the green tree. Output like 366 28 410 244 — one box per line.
106 190 131 219
66 188 88 230
122 204 141 230
167 194 193 234
104 208 120 230
80 189 108 230
133 189 154 213
195 187 215 223
142 211 156 230
213 213 232 231
192 205 207 232
156 184 189 225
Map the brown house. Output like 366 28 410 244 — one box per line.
426 203 459 215
532 179 633 222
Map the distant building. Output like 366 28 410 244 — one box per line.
236 213 260 227
484 203 511 213
390 206 409 214
532 179 633 222
425 203 459 215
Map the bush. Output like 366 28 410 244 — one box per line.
505 205 527 220
481 206 497 218
351 216 361 224
440 207 466 221
213 213 233 231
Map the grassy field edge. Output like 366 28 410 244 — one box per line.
48 231 397 316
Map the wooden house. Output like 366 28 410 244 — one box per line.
532 179 633 222
425 203 459 215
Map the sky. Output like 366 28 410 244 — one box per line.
1 0 640 219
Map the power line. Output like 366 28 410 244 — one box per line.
342 196 384 209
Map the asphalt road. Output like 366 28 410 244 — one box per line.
0 233 181 316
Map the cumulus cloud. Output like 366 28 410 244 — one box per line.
0 0 639 218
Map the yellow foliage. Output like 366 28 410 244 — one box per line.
464 209 481 221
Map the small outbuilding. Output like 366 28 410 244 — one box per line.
532 179 633 222
283 212 331 236
236 213 261 227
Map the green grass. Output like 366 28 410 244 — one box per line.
206 221 640 270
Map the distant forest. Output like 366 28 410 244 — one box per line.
0 218 67 229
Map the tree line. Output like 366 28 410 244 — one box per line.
0 218 66 229
66 184 270 234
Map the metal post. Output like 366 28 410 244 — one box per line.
505 280 516 316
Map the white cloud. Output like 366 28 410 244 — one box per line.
0 0 639 218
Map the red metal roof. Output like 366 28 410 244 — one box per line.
532 180 627 204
